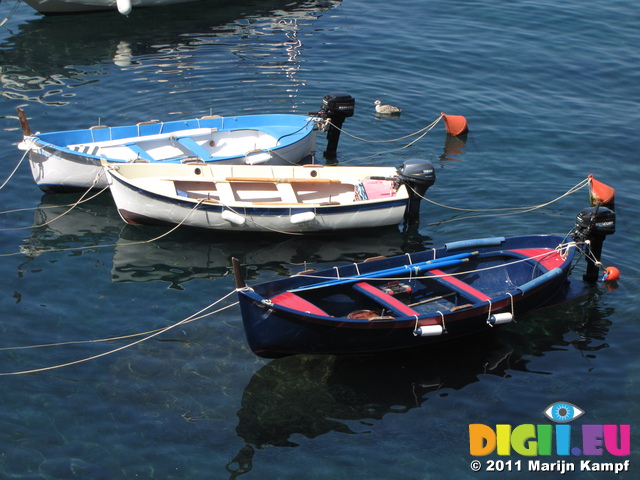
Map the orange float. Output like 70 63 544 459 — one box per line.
441 113 469 136
588 174 615 208
602 266 620 282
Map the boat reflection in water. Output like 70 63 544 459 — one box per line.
112 224 430 289
227 296 612 476
1 0 341 105
22 192 432 289
20 192 123 258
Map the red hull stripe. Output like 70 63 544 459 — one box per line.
354 282 418 316
429 269 491 301
510 249 564 271
271 292 329 316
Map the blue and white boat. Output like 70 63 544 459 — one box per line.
233 200 616 358
17 108 318 193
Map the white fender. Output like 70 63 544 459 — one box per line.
488 312 513 326
117 0 132 15
290 211 316 224
221 210 246 226
413 325 444 337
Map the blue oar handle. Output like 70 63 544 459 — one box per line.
290 251 477 292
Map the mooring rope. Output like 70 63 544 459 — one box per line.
576 238 605 270
409 177 590 224
0 197 206 257
0 290 238 376
0 168 109 231
0 187 110 231
0 184 107 218
0 0 22 27
327 115 443 144
0 148 28 191
322 116 444 164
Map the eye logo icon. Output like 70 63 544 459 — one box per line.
544 402 584 423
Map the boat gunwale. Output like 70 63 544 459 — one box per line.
106 165 412 215
23 114 317 166
239 236 576 329
28 114 316 144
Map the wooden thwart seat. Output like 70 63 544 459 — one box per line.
125 143 154 161
428 269 491 301
174 136 212 159
353 282 419 317
270 292 329 316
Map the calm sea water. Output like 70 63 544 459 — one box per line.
1 0 639 478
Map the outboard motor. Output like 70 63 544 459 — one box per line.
318 92 355 160
574 204 616 283
396 159 436 223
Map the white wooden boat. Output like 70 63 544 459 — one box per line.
20 0 200 16
17 109 318 193
104 160 436 233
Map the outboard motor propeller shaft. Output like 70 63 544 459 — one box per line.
318 92 355 160
396 159 436 223
574 204 616 283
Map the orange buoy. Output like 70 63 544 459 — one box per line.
602 266 620 282
588 174 615 208
441 113 469 136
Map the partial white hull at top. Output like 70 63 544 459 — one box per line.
17 110 318 193
21 0 198 15
104 161 436 233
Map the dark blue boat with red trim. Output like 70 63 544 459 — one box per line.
233 200 616 358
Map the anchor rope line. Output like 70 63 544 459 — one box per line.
0 197 206 257
0 297 239 354
0 148 28 191
0 183 107 217
576 237 605 269
0 291 238 376
0 0 22 27
326 115 443 144
410 177 590 221
0 168 108 228
0 186 110 231
323 116 442 165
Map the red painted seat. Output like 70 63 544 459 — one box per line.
270 292 329 316
353 282 418 316
428 269 491 301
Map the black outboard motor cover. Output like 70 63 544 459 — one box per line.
397 159 436 191
396 159 436 223
321 92 355 118
576 206 616 237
